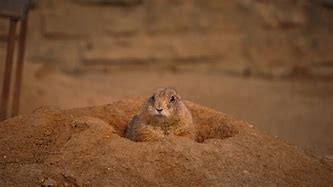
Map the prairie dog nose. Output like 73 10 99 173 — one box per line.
156 108 163 113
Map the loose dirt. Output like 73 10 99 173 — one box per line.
0 99 332 186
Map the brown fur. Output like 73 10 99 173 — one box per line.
125 88 194 142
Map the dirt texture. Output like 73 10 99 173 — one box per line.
0 99 332 186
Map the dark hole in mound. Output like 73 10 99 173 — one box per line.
195 123 238 143
192 114 239 143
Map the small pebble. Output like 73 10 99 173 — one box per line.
41 177 57 187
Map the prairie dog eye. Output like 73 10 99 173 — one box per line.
151 96 155 101
170 96 176 103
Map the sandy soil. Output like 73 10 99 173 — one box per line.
17 63 333 158
0 99 332 186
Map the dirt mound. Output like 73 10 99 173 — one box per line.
0 99 332 186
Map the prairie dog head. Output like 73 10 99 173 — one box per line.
146 88 182 117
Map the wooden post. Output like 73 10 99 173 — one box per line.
0 18 18 120
11 13 28 117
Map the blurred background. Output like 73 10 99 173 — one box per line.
0 0 332 157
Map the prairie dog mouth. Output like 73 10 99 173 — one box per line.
152 110 168 117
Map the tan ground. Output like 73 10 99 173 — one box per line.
0 99 332 186
18 63 333 158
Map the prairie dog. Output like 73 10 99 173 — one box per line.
125 88 194 142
